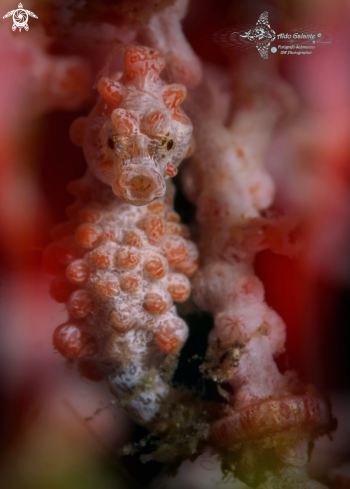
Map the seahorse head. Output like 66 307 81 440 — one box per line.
70 46 194 206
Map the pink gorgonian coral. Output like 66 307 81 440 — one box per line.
44 2 336 485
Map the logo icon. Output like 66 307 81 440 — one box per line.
3 2 38 32
214 13 334 59
240 12 276 59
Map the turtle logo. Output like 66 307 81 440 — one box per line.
3 2 38 32
240 12 276 59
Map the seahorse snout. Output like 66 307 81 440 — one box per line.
113 164 166 206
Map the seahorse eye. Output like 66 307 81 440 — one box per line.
167 139 174 151
108 138 115 149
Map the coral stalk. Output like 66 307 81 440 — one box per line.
183 57 334 486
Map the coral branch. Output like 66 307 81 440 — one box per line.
0 24 91 265
141 0 203 88
183 56 334 486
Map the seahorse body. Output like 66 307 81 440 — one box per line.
46 47 198 424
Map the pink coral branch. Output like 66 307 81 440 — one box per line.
182 55 334 486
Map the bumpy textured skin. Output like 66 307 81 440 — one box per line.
70 45 193 206
46 46 197 424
